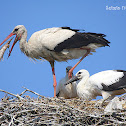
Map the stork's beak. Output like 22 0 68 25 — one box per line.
65 75 79 86
0 33 14 46
0 33 19 58
8 35 19 58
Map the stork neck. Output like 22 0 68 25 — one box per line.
65 73 69 80
76 74 90 99
19 31 29 56
77 75 89 89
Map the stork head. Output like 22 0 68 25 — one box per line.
76 69 89 79
12 25 26 37
66 66 72 73
65 69 89 85
0 25 26 57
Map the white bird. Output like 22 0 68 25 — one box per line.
0 25 110 97
56 66 77 98
65 69 126 102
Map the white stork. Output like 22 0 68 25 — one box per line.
65 69 126 102
56 66 77 98
0 25 110 97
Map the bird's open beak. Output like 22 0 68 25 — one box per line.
65 75 79 86
0 33 19 58
0 33 14 46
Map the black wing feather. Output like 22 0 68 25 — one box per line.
54 28 110 52
61 27 85 32
102 70 126 91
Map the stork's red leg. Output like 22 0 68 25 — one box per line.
68 48 91 79
50 61 57 97
52 67 57 97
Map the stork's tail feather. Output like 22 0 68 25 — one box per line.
85 32 110 47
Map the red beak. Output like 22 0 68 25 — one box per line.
0 33 14 46
8 35 19 58
0 32 19 58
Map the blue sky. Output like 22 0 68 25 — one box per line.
0 0 126 99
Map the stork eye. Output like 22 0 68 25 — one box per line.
78 72 82 75
14 28 18 31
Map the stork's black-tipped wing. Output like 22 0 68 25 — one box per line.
61 27 85 32
101 70 126 91
54 28 110 52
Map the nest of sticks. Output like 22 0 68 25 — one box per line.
0 87 126 126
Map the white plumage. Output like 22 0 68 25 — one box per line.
65 69 126 101
27 27 76 60
56 66 77 98
0 25 110 97
89 70 124 89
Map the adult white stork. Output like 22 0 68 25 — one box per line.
56 66 77 98
65 69 126 102
0 25 110 97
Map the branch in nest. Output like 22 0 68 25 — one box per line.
22 87 45 98
0 89 25 101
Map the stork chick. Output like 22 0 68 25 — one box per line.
56 66 77 98
65 69 126 102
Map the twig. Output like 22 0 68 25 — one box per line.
8 114 24 126
0 89 25 101
9 89 28 102
19 89 28 96
8 115 15 126
22 87 45 98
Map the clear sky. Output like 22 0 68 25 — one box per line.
0 0 126 99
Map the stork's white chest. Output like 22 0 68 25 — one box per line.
77 80 101 100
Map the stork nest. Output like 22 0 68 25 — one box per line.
0 88 126 126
